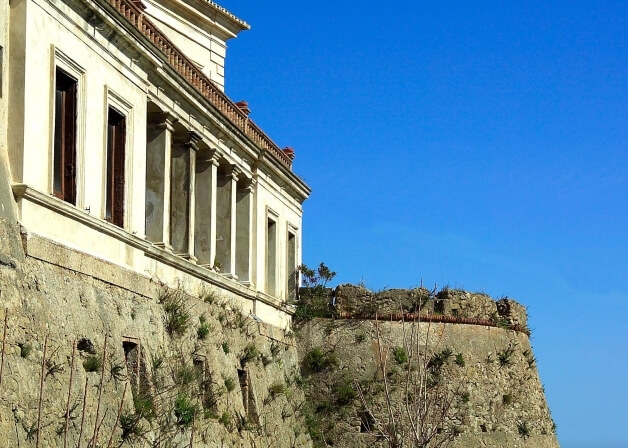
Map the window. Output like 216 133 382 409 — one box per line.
106 107 126 227
53 68 77 204
266 217 276 295
287 231 297 301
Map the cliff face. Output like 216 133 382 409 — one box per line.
296 286 559 448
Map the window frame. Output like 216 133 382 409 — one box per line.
50 48 85 206
103 87 133 229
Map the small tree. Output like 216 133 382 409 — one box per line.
294 263 336 321
355 313 465 448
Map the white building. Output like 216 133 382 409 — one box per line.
1 0 310 328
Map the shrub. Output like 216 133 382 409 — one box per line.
174 395 196 426
294 263 336 321
175 365 197 386
224 376 236 392
517 420 530 438
503 393 513 405
497 344 516 367
333 381 356 405
218 411 232 429
460 392 470 403
133 394 156 421
83 356 102 373
303 348 338 373
268 382 286 399
221 342 230 354
119 413 142 440
454 353 465 367
197 316 211 339
241 344 258 364
160 289 191 336
393 346 408 364
19 343 32 358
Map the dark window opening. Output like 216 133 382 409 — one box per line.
194 358 218 413
238 368 259 424
53 68 77 204
123 340 152 400
358 411 376 433
266 218 276 295
287 232 296 301
106 107 126 227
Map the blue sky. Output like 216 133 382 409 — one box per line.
218 1 627 445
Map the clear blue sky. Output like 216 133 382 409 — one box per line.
219 1 627 446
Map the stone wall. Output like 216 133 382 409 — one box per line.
296 287 558 448
0 218 312 448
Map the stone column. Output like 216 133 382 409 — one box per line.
170 131 201 262
236 178 255 285
215 164 240 278
145 112 177 250
194 149 219 267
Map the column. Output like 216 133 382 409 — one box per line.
215 164 240 278
236 178 255 285
194 149 220 267
170 130 201 262
145 112 177 250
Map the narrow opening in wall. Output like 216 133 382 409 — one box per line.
237 368 259 424
358 410 375 433
266 218 276 296
123 338 152 401
53 68 77 204
194 357 218 414
106 107 126 227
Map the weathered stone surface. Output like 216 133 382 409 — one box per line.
297 317 557 448
0 218 311 448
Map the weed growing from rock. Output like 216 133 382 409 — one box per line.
82 356 102 373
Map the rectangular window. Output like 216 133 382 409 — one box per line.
266 218 276 296
53 68 77 204
106 107 126 227
287 231 297 301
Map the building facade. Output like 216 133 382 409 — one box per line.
3 0 310 328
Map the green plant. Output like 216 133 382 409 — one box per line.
295 263 336 321
454 353 465 367
19 343 32 358
221 341 230 354
427 348 453 372
174 395 196 426
82 355 102 373
333 381 356 405
200 288 218 304
160 289 191 336
224 376 236 392
110 362 127 382
460 392 470 403
517 420 531 438
523 349 537 369
197 316 211 340
268 382 286 399
241 344 258 364
175 364 197 386
503 393 513 405
120 413 143 440
133 394 156 421
393 346 408 364
355 333 366 343
497 343 517 367
218 411 232 429
303 347 338 373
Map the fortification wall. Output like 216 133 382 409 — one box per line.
0 217 312 448
296 286 559 448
